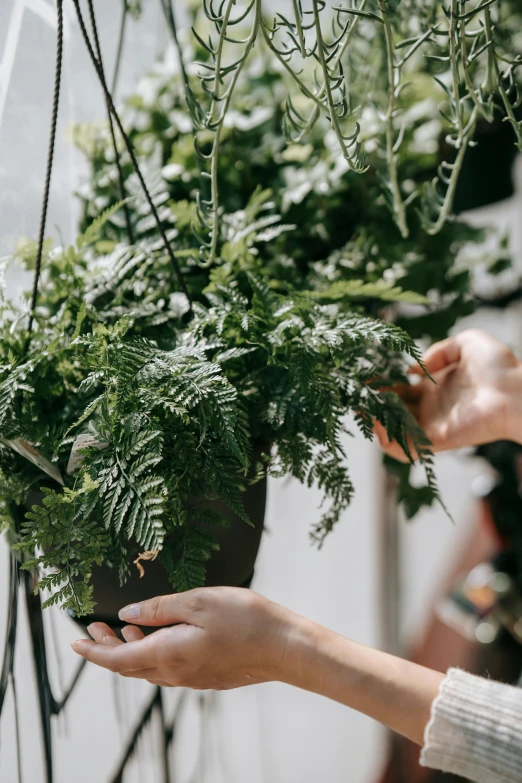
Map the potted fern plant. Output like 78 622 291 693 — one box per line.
0 0 519 620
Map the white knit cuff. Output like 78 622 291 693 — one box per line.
420 668 522 783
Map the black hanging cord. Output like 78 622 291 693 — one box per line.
0 554 19 716
72 0 191 302
112 0 130 96
86 0 134 244
10 670 23 783
159 0 207 196
27 0 64 336
109 688 170 783
160 0 191 88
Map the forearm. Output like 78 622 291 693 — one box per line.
277 616 444 745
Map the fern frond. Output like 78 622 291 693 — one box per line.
78 200 129 251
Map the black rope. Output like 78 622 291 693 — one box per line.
27 0 64 336
109 687 162 783
72 0 191 302
0 554 19 716
23 569 54 782
159 0 207 198
160 0 191 88
157 688 172 783
112 0 129 96
86 0 135 244
10 671 23 783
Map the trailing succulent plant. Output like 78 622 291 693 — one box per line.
76 2 515 340
0 0 520 614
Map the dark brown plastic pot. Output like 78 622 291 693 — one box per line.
86 474 267 626
25 446 267 628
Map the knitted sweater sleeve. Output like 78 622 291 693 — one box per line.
420 668 522 782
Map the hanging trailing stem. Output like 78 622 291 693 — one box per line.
380 0 408 239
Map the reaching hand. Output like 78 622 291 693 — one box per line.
72 586 443 747
71 587 293 689
375 329 522 461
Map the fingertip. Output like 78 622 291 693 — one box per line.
122 625 145 643
119 594 184 627
86 622 122 646
118 603 141 623
421 337 461 375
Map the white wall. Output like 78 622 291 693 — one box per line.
400 172 522 649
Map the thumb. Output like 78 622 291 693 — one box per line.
374 421 413 463
416 337 461 376
118 592 200 627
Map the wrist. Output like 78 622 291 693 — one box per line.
271 611 332 689
252 601 313 684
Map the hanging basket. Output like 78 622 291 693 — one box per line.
23 442 267 627
86 472 267 626
13 0 270 623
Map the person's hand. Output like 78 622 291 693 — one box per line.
376 329 522 461
72 586 444 747
71 587 296 689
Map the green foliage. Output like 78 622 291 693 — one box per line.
76 42 506 344
0 360 34 428
171 525 221 593
18 481 108 614
384 457 439 521
157 0 522 250
126 0 142 20
306 280 430 306
0 200 441 614
77 200 128 251
2 1 520 613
